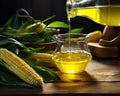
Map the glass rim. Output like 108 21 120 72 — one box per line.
56 33 87 36
53 33 89 41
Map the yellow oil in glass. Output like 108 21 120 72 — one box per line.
52 51 92 74
68 5 120 26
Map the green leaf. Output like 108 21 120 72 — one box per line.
0 60 34 88
17 20 32 33
1 28 18 38
42 15 55 23
23 47 43 55
47 21 69 29
70 28 83 33
9 38 26 48
32 66 61 83
0 35 26 48
0 35 15 45
12 15 19 29
0 39 10 46
1 17 14 32
0 71 33 88
26 22 41 32
0 35 26 55
41 30 54 43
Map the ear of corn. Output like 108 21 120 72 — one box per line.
30 53 55 67
87 31 102 42
0 48 44 88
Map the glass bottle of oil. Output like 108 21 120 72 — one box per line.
52 33 92 74
66 0 120 26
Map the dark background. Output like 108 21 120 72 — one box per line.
0 0 104 33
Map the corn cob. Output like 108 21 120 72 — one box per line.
0 48 44 87
30 53 55 66
87 31 102 42
24 22 46 33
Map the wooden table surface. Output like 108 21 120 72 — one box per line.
0 57 120 96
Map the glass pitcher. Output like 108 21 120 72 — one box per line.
52 33 92 74
66 0 120 26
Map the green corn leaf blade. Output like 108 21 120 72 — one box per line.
21 33 46 43
18 47 44 58
1 17 14 32
33 66 61 83
0 71 33 88
34 20 41 22
0 59 9 71
17 20 32 33
0 35 25 47
8 38 26 48
41 30 53 43
1 28 18 38
23 47 43 55
0 60 34 88
12 15 19 29
30 58 51 65
0 39 10 46
47 21 69 29
42 15 55 23
26 22 41 32
69 28 83 33
0 35 26 55
7 44 43 57
35 38 46 43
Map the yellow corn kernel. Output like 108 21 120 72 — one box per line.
0 48 44 87
87 31 102 42
31 53 55 65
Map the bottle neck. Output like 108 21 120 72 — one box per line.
66 0 111 18
66 0 77 18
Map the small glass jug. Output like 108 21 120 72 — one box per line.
52 33 92 74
